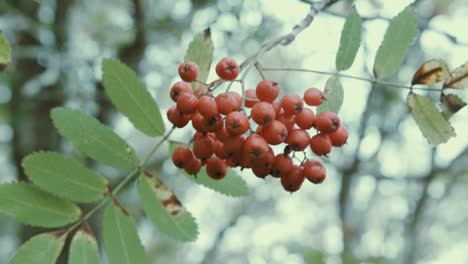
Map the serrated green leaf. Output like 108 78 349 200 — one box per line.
102 58 164 136
22 152 108 203
317 76 344 114
335 7 362 71
373 6 417 79
138 175 198 241
0 182 81 227
51 107 139 170
407 92 456 145
10 232 65 264
103 203 148 264
441 93 466 120
69 229 100 264
443 61 468 89
185 28 213 89
412 59 450 85
0 32 11 71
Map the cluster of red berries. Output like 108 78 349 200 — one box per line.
170 57 348 192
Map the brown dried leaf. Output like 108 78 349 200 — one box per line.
152 177 183 216
441 94 466 120
443 61 468 89
412 59 450 85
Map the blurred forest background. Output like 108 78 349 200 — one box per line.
0 0 467 263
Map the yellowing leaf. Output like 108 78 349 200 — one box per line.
443 61 468 89
412 59 450 85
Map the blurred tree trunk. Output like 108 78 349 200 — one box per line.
9 1 73 263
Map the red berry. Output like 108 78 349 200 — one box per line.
227 92 242 108
252 165 271 179
304 88 324 106
170 81 192 102
294 108 315 129
214 140 228 159
285 129 310 151
184 157 202 175
172 146 193 168
310 133 332 156
281 94 304 115
225 111 250 136
206 157 228 180
243 134 269 163
167 106 191 128
315 112 340 133
276 111 296 131
271 154 293 178
260 120 288 145
216 93 240 115
200 114 224 133
256 80 279 102
215 57 240 81
178 61 199 82
193 134 215 160
223 135 245 157
251 102 276 126
280 165 305 192
191 112 205 132
245 89 258 108
198 95 218 118
303 161 326 184
272 100 282 115
215 126 229 142
328 126 348 147
194 86 210 97
176 92 198 114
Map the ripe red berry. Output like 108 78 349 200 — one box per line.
251 102 276 126
260 120 288 145
194 86 210 97
252 165 271 179
215 57 240 81
206 157 228 180
280 165 305 192
245 89 258 108
285 129 310 151
176 92 198 114
198 95 218 118
200 114 223 132
172 146 193 168
216 93 239 115
294 108 315 129
310 133 332 156
304 88 324 106
243 134 269 163
328 126 348 147
214 140 228 159
193 134 215 160
167 106 191 128
272 100 281 115
223 135 245 157
281 94 304 115
178 61 199 82
225 111 250 136
315 111 340 133
227 92 242 108
215 126 229 142
170 81 192 102
184 157 202 175
276 111 296 131
271 154 293 178
302 161 326 184
191 112 205 132
256 80 279 102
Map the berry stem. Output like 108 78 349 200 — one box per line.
259 67 442 92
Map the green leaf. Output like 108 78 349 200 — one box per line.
440 93 466 120
10 232 65 264
407 92 456 145
373 6 417 79
69 229 100 264
412 59 450 85
22 152 108 203
0 182 81 227
169 142 249 197
335 7 362 71
137 175 198 241
317 76 344 114
102 58 165 137
443 61 468 89
51 107 139 170
185 28 214 89
0 32 11 71
103 203 148 264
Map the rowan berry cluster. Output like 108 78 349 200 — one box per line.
170 57 348 192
